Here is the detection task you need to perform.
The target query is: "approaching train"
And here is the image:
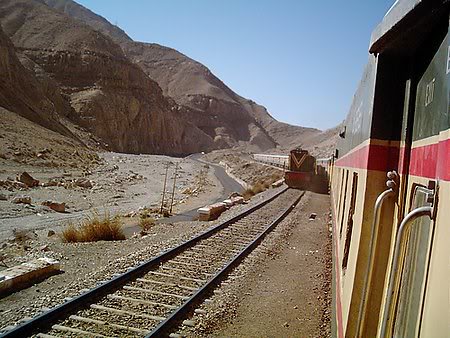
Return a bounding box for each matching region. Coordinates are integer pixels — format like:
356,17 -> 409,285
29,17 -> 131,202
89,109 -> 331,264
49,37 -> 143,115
284,149 -> 317,189
331,1 -> 449,337
254,149 -> 329,190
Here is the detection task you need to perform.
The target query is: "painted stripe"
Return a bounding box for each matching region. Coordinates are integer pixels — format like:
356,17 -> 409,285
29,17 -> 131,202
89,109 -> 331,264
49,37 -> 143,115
335,132 -> 450,181
331,191 -> 345,338
335,143 -> 399,171
409,138 -> 450,181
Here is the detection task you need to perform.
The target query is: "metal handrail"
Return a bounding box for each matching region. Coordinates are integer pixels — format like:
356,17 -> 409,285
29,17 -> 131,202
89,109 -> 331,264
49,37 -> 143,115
379,206 -> 433,338
355,187 -> 395,337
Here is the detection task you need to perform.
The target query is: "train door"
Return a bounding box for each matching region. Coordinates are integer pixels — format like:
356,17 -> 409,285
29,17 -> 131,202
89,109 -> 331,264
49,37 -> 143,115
381,23 -> 449,338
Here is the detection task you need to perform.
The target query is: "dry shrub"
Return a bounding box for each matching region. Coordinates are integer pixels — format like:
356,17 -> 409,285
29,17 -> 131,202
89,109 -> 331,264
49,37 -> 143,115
242,188 -> 255,200
12,228 -> 31,242
252,181 -> 265,194
139,217 -> 155,232
242,172 -> 284,200
61,213 -> 125,243
61,224 -> 79,243
161,209 -> 170,217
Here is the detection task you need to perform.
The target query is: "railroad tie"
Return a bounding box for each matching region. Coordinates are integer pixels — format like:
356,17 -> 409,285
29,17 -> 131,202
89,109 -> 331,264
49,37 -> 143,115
90,304 -> 166,321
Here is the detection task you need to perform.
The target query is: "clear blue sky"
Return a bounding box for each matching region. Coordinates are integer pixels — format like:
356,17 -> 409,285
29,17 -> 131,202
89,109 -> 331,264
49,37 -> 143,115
77,0 -> 394,130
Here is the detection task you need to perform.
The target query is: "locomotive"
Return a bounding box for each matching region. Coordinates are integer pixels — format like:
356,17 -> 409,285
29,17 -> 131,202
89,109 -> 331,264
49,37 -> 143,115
331,1 -> 450,337
254,149 -> 329,191
284,148 -> 316,189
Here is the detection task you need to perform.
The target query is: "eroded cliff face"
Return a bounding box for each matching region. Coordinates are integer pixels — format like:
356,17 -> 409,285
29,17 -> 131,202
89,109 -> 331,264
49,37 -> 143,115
41,0 -> 280,151
0,25 -> 75,139
123,41 -> 278,151
0,0 -> 213,155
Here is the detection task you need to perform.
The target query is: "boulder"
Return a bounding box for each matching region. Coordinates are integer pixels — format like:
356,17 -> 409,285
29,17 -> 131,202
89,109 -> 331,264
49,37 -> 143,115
47,230 -> 56,237
0,193 -> 7,201
11,196 -> 31,204
231,196 -> 245,204
75,178 -> 93,189
42,180 -> 58,187
18,172 -> 39,187
42,200 -> 66,213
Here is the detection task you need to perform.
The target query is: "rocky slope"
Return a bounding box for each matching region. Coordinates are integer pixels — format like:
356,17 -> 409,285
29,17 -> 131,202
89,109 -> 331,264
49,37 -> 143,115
0,0 -> 213,156
43,0 -> 334,153
0,24 -> 75,139
0,0 -> 338,157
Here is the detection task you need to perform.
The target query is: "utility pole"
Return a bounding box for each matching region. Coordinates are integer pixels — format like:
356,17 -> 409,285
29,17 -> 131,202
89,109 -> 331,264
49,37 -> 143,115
160,163 -> 170,213
169,162 -> 179,214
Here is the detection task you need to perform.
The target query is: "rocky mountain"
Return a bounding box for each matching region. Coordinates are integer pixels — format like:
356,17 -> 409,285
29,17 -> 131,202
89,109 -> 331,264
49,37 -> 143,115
0,0 -> 213,156
42,0 -> 333,153
0,0 -> 337,157
0,24 -> 74,139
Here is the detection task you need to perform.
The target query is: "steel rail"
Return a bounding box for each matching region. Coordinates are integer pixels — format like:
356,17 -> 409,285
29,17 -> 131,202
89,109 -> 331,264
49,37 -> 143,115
147,190 -> 305,337
1,187 -> 290,338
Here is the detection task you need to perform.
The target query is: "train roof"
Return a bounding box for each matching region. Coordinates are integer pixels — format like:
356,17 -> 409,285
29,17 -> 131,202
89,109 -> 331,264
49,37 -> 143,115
370,0 -> 448,54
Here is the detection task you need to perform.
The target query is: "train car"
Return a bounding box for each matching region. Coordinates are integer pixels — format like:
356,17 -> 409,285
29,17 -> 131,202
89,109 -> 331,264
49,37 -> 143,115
316,156 -> 334,180
253,153 -> 289,169
330,1 -> 449,337
284,148 -> 316,189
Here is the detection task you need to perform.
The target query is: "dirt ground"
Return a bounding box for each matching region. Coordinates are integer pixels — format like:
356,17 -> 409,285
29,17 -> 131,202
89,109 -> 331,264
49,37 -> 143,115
203,149 -> 284,187
213,192 -> 332,337
0,147 -> 332,336
175,191 -> 332,338
0,152 -> 222,241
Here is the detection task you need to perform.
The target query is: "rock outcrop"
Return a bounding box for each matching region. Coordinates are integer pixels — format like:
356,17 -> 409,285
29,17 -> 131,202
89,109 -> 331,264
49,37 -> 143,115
0,0 -> 338,156
0,24 -> 74,138
44,0 -> 338,153
0,0 -> 213,155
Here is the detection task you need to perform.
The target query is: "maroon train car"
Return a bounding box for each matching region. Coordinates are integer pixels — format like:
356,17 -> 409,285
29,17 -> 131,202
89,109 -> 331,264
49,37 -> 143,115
284,149 -> 316,189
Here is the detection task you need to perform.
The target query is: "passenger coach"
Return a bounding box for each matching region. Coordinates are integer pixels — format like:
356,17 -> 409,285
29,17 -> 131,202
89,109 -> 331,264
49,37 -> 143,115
331,1 -> 450,337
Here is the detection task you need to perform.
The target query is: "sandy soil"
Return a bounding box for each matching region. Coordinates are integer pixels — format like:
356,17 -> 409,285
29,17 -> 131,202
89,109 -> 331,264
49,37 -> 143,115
202,149 -> 284,187
0,147 -> 331,337
0,152 -> 222,241
212,192 -> 332,337
177,191 -> 332,338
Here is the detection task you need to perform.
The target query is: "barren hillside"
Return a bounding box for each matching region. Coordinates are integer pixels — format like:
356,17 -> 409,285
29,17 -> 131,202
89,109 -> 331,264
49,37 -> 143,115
44,0 -> 337,154
0,24 -> 75,139
0,0 -> 213,156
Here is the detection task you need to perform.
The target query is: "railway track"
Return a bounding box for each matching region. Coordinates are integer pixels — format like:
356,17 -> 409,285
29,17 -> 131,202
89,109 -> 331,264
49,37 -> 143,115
1,187 -> 304,338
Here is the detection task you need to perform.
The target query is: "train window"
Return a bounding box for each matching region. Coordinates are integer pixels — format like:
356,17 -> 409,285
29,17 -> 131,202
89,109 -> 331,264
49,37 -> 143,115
342,172 -> 358,272
339,170 -> 350,238
393,184 -> 436,337
336,169 -> 344,216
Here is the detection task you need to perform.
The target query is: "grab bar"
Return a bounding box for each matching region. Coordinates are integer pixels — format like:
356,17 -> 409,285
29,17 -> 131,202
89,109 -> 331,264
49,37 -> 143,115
355,171 -> 397,337
379,205 -> 433,337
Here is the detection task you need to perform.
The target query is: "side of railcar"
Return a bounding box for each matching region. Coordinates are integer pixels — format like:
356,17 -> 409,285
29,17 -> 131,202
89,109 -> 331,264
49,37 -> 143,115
253,154 -> 289,169
331,1 -> 450,337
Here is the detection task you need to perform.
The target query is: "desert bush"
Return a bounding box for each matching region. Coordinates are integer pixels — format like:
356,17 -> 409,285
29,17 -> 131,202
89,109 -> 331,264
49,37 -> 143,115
61,213 -> 125,243
242,188 -> 255,200
242,173 -> 283,200
139,217 -> 155,232
12,228 -> 31,242
61,223 -> 79,243
251,181 -> 265,194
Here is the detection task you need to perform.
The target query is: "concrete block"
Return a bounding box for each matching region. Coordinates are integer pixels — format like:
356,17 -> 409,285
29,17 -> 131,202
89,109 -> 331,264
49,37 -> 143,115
197,202 -> 227,221
271,178 -> 284,188
231,196 -> 245,204
0,257 -> 60,297
223,199 -> 234,207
